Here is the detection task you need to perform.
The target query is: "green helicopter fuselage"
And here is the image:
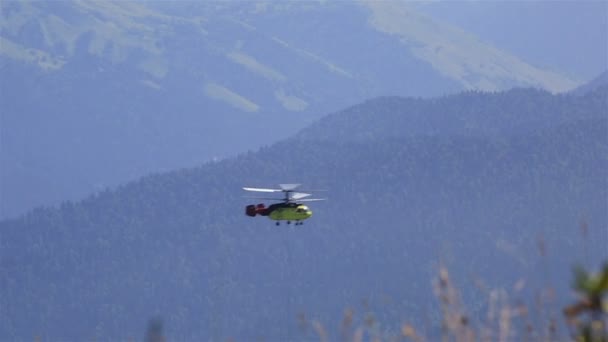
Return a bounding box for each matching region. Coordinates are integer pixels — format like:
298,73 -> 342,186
246,202 -> 313,222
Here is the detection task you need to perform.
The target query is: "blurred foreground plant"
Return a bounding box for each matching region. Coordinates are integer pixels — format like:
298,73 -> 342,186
305,261 -> 607,342
564,263 -> 608,342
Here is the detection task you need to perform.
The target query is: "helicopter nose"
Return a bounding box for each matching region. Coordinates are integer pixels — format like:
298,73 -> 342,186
306,210 -> 313,217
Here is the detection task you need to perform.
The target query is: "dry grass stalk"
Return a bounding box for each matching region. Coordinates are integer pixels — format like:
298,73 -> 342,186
433,265 -> 476,342
312,320 -> 329,342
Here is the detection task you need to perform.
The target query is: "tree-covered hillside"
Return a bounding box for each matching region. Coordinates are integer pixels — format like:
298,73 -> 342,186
296,87 -> 607,142
0,88 -> 606,340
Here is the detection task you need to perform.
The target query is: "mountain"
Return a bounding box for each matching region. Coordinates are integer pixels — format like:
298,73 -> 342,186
0,0 -> 583,219
570,70 -> 608,96
295,87 -> 606,142
1,87 -> 606,341
410,1 -> 608,82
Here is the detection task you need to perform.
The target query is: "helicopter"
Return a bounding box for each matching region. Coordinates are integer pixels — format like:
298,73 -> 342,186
243,184 -> 325,226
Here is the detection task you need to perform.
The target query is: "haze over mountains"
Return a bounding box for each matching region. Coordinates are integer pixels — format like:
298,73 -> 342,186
1,85 -> 606,340
1,2 -> 607,339
2,1 -> 604,218
410,0 -> 608,82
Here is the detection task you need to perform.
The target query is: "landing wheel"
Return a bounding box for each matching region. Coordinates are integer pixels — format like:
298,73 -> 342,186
276,222 -> 280,226
287,221 -> 291,225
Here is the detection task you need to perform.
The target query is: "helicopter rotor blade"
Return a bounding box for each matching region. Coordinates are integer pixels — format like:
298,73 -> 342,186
243,187 -> 283,193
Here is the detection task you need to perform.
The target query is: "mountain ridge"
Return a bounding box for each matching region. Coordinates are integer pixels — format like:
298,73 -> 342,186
1,1 -> 580,92
295,86 -> 608,143
571,71 -> 608,96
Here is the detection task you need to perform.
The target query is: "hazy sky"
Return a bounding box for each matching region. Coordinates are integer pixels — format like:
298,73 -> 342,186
412,0 -> 608,81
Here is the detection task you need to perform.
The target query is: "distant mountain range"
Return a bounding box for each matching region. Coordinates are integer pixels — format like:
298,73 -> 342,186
1,86 -> 605,341
409,0 -> 608,82
0,0 -> 592,219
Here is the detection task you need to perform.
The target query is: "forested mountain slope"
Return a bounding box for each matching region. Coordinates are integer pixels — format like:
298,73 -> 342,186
0,88 -> 606,340
296,86 -> 608,142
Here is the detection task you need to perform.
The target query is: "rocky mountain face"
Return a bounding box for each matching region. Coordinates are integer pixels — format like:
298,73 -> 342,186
0,87 -> 605,341
0,1 -> 583,218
